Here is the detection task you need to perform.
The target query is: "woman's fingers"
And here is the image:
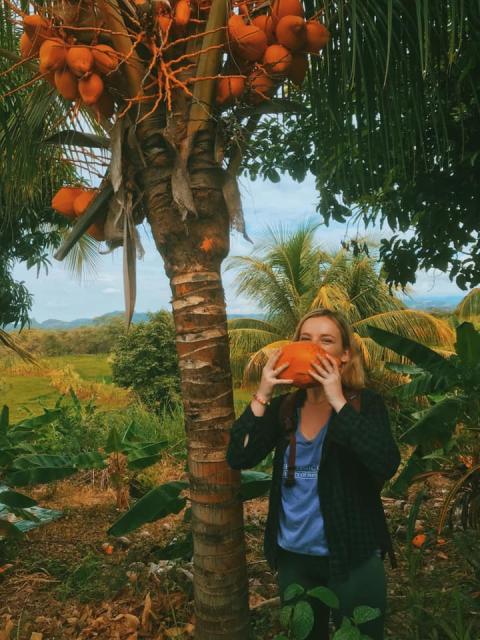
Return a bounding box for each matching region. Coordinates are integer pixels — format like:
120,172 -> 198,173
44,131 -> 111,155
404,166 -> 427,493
324,353 -> 339,370
273,362 -> 290,375
312,360 -> 329,376
316,354 -> 334,372
268,348 -> 283,367
275,378 -> 294,385
308,368 -> 325,382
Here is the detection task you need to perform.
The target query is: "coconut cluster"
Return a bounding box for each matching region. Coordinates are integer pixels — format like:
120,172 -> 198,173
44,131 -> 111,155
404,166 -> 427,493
52,187 -> 105,241
216,0 -> 330,106
20,14 -> 118,119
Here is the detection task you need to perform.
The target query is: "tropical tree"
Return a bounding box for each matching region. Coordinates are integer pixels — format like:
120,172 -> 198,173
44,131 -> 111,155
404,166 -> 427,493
0,1 -> 474,637
0,12 -> 101,329
243,2 -> 480,290
227,222 -> 455,385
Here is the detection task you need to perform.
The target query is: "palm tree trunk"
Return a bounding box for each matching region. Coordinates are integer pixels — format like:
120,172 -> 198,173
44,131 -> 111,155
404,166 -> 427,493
137,122 -> 250,639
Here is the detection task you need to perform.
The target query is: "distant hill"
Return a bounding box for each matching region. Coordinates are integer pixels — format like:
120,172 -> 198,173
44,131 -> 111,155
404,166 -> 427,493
4,295 -> 463,331
398,294 -> 463,311
5,311 -> 265,331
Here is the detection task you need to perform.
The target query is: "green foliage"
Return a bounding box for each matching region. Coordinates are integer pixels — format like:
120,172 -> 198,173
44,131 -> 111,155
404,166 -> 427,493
368,322 -> 480,496
7,319 -> 127,357
109,469 -> 271,538
104,420 -> 168,471
0,392 -> 173,537
108,480 -> 188,536
0,6 -> 81,328
244,2 -> 480,290
111,311 -> 181,413
275,582 -> 379,639
226,223 -> 454,386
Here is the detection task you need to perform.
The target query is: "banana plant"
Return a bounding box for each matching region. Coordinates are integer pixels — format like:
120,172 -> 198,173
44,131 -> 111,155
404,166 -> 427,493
0,406 -> 63,538
367,322 -> 480,533
108,469 -> 271,539
0,397 -> 170,536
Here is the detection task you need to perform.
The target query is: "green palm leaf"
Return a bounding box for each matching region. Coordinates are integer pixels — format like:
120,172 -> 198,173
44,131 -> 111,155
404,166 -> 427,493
455,289 -> 480,323
227,224 -> 455,386
354,310 -> 455,347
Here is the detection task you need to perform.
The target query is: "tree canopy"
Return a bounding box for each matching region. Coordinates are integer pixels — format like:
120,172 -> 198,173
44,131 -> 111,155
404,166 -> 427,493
226,221 -> 455,385
244,1 -> 480,290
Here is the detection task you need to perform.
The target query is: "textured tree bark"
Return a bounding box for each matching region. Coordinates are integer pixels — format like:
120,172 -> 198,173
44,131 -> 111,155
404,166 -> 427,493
137,120 -> 250,639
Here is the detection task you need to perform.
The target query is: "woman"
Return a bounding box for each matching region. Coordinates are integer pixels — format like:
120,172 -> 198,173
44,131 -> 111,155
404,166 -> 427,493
226,308 -> 401,640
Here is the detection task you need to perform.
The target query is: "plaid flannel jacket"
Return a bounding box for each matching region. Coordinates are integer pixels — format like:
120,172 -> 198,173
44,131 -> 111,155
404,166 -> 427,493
226,388 -> 401,581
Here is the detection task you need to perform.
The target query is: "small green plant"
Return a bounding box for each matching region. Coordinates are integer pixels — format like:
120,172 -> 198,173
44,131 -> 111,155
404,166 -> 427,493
57,552 -> 128,603
274,582 -> 380,640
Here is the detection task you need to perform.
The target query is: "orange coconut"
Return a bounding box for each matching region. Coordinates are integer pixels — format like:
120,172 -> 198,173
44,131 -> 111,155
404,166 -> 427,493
252,14 -> 276,45
286,52 -> 308,85
66,46 -> 94,77
271,0 -> 304,20
39,38 -> 67,73
54,69 -> 79,100
174,0 -> 191,26
276,342 -> 340,388
73,190 -> 98,216
249,69 -> 275,103
23,15 -> 51,43
305,20 -> 330,53
52,187 -> 85,219
92,44 -> 118,74
216,75 -> 246,105
78,73 -> 104,105
263,44 -> 292,74
228,15 -> 267,62
19,32 -> 38,59
275,15 -> 306,51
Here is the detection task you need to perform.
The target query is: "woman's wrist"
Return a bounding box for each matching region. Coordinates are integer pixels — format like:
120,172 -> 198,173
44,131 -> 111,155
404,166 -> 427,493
253,390 -> 272,406
331,396 -> 348,413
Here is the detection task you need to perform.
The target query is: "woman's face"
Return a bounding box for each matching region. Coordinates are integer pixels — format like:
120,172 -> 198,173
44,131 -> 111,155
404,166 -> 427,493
298,316 -> 351,366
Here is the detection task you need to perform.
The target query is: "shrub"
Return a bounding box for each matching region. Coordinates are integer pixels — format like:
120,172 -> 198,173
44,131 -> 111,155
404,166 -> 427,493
111,311 -> 181,413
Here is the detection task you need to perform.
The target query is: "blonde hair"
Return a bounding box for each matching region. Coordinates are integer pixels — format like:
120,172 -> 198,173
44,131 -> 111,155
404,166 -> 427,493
292,308 -> 365,390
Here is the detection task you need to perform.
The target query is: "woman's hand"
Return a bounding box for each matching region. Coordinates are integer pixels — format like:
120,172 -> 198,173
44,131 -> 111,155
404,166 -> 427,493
309,353 -> 347,413
257,348 -> 294,401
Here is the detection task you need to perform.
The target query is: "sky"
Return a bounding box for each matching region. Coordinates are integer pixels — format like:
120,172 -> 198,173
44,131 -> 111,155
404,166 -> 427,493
13,173 -> 466,322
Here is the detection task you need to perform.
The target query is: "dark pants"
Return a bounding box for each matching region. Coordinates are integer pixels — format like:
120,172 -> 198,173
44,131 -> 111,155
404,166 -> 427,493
277,546 -> 387,640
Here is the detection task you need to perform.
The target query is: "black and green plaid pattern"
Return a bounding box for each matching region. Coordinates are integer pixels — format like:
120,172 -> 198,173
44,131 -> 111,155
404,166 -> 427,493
226,388 -> 401,581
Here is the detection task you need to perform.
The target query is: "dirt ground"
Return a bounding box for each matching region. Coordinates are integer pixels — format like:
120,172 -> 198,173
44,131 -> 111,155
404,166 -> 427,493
0,467 -> 479,640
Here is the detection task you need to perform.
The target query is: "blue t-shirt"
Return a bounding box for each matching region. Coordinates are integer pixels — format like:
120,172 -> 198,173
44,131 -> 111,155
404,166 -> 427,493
277,410 -> 331,555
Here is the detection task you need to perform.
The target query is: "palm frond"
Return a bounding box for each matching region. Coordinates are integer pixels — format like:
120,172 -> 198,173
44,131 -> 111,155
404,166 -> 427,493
242,339 -> 291,386
228,326 -> 284,359
62,232 -> 101,281
310,283 -> 358,320
0,329 -> 38,365
227,318 -> 278,333
226,255 -> 300,330
354,310 -> 455,348
455,289 -> 480,323
228,321 -> 284,385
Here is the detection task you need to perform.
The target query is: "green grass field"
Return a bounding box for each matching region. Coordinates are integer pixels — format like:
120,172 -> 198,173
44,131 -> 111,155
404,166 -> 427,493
44,354 -> 112,382
1,354 -> 254,423
0,354 -> 112,422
